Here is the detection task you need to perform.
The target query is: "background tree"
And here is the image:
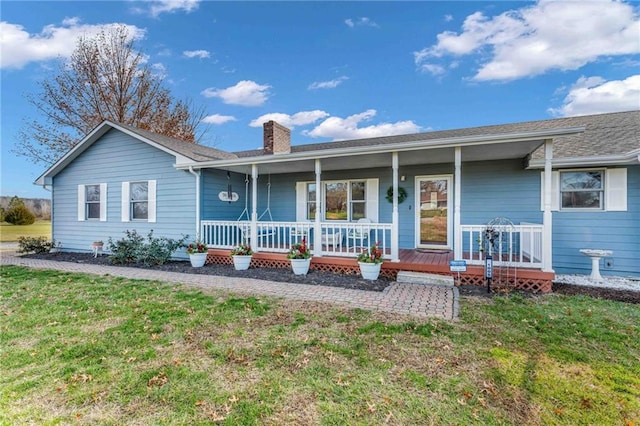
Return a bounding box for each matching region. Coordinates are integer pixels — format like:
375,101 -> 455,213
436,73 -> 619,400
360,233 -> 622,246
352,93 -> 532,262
5,196 -> 36,226
16,25 -> 206,165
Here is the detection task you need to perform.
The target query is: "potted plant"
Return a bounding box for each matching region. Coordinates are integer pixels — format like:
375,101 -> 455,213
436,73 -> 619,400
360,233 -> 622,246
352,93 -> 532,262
357,242 -> 384,280
230,243 -> 253,270
287,238 -> 312,275
186,240 -> 208,267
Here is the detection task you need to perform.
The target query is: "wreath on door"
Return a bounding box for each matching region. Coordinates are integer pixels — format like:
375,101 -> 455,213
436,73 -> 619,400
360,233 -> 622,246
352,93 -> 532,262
385,186 -> 408,204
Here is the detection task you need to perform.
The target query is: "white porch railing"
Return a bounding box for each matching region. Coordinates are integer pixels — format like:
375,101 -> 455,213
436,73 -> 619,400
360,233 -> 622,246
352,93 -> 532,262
200,220 -> 392,259
461,223 -> 543,268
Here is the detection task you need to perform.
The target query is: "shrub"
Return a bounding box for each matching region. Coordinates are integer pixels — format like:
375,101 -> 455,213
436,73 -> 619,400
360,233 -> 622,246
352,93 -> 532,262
17,236 -> 55,254
5,204 -> 36,225
107,230 -> 187,266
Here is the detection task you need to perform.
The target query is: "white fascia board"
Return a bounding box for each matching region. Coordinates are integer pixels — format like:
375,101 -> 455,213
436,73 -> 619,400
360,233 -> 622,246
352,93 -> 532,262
527,150 -> 640,169
34,121 -> 113,186
177,126 -> 585,170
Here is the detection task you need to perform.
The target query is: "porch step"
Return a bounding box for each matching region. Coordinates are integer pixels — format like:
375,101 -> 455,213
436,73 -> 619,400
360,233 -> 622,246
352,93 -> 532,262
397,271 -> 454,287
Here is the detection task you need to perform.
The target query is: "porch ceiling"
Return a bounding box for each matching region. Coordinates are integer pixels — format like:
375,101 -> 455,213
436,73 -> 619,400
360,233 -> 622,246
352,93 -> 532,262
211,138 -> 546,175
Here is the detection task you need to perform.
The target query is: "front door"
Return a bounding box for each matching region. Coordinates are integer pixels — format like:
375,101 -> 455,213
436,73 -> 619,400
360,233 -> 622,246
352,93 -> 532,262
415,175 -> 452,249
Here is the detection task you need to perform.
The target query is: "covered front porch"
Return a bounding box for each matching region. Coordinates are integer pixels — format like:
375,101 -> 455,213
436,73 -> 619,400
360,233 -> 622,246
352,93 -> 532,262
178,122 -> 583,292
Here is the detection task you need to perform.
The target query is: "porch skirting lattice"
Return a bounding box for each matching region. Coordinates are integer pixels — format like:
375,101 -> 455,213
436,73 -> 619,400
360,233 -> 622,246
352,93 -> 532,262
207,249 -> 553,293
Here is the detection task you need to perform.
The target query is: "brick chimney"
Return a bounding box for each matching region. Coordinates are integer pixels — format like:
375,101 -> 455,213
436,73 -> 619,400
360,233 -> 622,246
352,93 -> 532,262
263,121 -> 291,154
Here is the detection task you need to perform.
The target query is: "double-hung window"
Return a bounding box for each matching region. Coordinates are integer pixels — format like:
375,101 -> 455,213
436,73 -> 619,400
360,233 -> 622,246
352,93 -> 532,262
122,180 -> 156,222
296,179 -> 378,222
541,168 -> 627,212
560,170 -> 603,209
78,183 -> 107,221
85,185 -> 101,219
130,182 -> 149,220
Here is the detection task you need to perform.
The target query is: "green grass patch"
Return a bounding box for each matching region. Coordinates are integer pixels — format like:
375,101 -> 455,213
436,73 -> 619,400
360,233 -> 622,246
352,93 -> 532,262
1,265 -> 639,425
0,220 -> 51,242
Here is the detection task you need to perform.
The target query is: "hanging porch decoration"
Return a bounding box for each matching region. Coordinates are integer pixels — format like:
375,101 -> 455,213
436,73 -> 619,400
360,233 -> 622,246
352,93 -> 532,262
219,171 -> 239,202
385,185 -> 408,204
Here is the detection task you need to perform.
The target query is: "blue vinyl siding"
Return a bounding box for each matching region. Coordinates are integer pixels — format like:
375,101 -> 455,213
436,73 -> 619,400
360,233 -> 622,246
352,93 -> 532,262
52,128 -> 196,257
552,165 -> 639,277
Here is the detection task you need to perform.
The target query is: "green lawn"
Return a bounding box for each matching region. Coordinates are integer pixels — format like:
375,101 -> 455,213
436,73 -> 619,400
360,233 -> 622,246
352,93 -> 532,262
0,221 -> 51,242
1,266 -> 638,425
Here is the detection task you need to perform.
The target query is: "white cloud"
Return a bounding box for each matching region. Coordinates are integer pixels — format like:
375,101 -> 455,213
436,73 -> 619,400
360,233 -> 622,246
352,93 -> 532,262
414,0 -> 640,81
549,75 -> 640,117
183,49 -> 210,59
148,0 -> 200,17
249,110 -> 329,128
150,63 -> 167,78
308,76 -> 349,90
444,14 -> 454,22
0,20 -> 144,69
345,17 -> 379,28
201,114 -> 237,125
305,110 -> 421,140
201,80 -> 271,106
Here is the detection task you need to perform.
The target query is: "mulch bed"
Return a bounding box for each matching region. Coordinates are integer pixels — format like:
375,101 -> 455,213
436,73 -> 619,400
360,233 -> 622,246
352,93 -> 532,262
23,252 -> 391,292
21,252 -> 640,304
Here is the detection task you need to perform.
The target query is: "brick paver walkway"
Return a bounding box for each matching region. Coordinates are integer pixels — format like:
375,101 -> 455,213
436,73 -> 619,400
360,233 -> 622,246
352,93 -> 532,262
1,253 -> 458,320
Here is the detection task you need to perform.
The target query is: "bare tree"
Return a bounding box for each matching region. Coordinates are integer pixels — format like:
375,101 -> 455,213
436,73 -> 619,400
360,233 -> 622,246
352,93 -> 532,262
15,25 -> 206,165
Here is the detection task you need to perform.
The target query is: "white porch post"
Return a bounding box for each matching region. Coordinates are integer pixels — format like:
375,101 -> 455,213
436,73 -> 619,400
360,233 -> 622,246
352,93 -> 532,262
188,167 -> 201,241
454,147 -> 462,260
542,139 -> 554,272
251,163 -> 258,251
314,159 -> 323,257
391,152 -> 399,262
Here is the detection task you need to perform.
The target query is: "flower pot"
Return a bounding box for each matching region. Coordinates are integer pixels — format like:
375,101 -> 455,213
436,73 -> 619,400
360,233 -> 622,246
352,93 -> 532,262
232,255 -> 252,271
358,262 -> 382,280
189,252 -> 207,268
290,258 -> 311,275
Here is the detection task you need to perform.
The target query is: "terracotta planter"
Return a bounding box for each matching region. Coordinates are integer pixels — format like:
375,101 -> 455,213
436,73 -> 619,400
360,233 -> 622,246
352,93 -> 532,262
189,252 -> 207,268
358,262 -> 382,280
232,255 -> 252,270
290,258 -> 311,275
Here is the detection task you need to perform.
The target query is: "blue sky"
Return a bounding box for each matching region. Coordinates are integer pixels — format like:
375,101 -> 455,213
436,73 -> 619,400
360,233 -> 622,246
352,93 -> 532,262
2,0 -> 639,198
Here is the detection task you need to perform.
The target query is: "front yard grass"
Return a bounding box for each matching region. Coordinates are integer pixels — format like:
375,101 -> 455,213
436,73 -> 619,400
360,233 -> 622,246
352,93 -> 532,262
1,266 -> 638,425
0,220 -> 51,242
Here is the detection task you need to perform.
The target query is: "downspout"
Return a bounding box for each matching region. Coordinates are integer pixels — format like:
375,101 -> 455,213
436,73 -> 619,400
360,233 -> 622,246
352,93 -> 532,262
188,167 -> 201,241
43,184 -> 54,247
542,140 -> 554,273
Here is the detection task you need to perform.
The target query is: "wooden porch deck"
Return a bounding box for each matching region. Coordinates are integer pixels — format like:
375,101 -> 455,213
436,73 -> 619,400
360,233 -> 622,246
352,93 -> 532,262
207,247 -> 553,293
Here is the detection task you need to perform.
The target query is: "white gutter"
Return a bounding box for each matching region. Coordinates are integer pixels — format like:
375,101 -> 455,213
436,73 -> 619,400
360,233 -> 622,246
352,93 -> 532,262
527,149 -> 640,169
176,127 -> 586,170
188,167 -> 201,241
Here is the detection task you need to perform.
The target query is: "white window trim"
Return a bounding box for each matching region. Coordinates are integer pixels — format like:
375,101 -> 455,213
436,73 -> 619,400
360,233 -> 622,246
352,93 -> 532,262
541,167 -> 627,212
295,178 -> 379,222
78,183 -> 107,221
121,180 -> 156,223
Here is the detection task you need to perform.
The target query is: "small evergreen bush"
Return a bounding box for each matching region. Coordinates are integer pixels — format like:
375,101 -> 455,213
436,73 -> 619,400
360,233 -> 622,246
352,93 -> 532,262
107,230 -> 187,266
17,236 -> 55,254
5,204 -> 36,225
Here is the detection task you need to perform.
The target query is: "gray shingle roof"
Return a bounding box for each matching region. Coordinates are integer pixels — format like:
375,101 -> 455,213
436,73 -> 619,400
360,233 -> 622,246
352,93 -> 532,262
232,110 -> 639,160
115,122 -> 238,161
